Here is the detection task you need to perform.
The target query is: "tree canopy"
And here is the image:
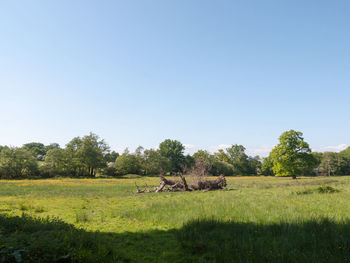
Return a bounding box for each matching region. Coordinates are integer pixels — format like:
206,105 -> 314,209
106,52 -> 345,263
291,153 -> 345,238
0,147 -> 38,178
158,139 -> 185,174
270,130 -> 317,178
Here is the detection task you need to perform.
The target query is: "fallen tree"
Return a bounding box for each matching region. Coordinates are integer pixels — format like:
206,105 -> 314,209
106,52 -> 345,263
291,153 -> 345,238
135,174 -> 227,193
135,160 -> 227,193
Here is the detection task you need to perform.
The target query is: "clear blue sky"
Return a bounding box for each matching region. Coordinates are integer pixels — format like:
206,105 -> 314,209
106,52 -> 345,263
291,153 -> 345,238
1,0 -> 349,156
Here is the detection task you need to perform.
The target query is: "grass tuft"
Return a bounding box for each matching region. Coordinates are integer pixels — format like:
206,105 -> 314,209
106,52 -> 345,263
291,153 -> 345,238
294,188 -> 314,195
19,203 -> 31,211
34,206 -> 45,213
317,185 -> 340,194
75,210 -> 92,223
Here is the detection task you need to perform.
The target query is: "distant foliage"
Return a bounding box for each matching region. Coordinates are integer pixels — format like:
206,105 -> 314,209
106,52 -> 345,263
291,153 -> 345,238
211,160 -> 235,176
159,139 -> 185,174
142,149 -> 164,175
316,151 -> 350,176
261,156 -> 274,176
40,148 -> 68,177
66,133 -> 109,177
1,130 -> 350,178
213,145 -> 260,176
115,150 -> 142,175
0,147 -> 38,179
104,150 -> 119,163
22,142 -> 60,161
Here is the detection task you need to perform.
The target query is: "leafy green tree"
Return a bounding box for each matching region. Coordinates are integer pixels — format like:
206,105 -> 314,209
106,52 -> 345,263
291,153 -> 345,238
339,147 -> 350,175
44,143 -> 60,152
211,160 -> 235,176
193,150 -> 214,167
318,152 -> 347,176
194,148 -> 259,176
311,152 -> 323,164
215,145 -> 253,175
65,133 -> 109,177
158,139 -> 185,174
40,148 -> 67,177
22,142 -> 60,161
115,149 -> 142,175
247,156 -> 262,175
79,133 -> 109,176
0,147 -> 38,178
215,149 -> 230,163
141,149 -> 165,175
22,142 -> 46,161
311,152 -> 323,175
65,137 -> 86,176
193,150 -> 231,176
100,162 -> 117,176
135,146 -> 144,157
104,151 -> 119,163
184,154 -> 195,170
261,156 -> 274,176
340,147 -> 350,159
270,130 -> 317,178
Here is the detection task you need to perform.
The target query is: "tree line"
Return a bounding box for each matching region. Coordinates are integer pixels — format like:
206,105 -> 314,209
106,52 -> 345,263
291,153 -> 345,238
0,130 -> 349,179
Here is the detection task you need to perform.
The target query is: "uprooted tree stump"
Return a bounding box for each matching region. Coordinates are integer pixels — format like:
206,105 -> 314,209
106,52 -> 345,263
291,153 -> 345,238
135,174 -> 227,193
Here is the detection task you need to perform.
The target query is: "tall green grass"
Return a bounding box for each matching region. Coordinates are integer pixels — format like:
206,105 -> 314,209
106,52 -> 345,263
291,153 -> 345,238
0,176 -> 349,262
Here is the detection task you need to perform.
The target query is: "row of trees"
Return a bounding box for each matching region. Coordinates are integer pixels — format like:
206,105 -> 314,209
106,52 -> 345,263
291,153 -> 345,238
0,131 -> 349,179
114,142 -> 261,177
0,134 -> 116,179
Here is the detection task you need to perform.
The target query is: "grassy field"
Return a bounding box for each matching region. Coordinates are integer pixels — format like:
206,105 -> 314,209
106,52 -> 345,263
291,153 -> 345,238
1,175 -> 350,262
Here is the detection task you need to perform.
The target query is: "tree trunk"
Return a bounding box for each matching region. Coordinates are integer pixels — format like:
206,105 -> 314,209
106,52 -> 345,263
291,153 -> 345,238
136,175 -> 227,193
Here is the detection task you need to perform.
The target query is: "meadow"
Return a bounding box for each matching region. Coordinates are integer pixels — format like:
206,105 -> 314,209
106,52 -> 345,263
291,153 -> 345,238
1,175 -> 350,262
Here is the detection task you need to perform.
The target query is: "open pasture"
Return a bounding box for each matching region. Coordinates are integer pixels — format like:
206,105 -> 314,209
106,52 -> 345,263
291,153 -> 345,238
1,176 -> 350,262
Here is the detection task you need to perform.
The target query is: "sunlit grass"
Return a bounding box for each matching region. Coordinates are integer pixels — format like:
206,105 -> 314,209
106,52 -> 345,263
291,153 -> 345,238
1,176 -> 350,229
1,175 -> 350,262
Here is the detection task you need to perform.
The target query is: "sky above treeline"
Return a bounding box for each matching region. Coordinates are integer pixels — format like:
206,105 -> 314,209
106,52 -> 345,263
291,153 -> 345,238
0,0 -> 349,157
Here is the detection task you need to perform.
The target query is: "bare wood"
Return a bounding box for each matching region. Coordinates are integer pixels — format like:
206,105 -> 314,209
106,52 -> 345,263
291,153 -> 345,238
135,174 -> 227,194
155,182 -> 166,193
179,174 -> 190,191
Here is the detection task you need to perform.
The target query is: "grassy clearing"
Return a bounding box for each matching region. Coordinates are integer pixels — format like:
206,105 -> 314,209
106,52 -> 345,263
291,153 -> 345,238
0,176 -> 350,262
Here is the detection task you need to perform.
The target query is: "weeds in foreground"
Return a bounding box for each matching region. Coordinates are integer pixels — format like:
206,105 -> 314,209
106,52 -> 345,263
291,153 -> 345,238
293,185 -> 340,195
19,203 -> 31,211
294,189 -> 314,195
317,185 -> 340,193
34,206 -> 45,213
75,210 -> 92,223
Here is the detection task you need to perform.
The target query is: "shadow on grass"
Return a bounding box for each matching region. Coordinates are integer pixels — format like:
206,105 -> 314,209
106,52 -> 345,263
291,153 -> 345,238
1,214 -> 350,263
